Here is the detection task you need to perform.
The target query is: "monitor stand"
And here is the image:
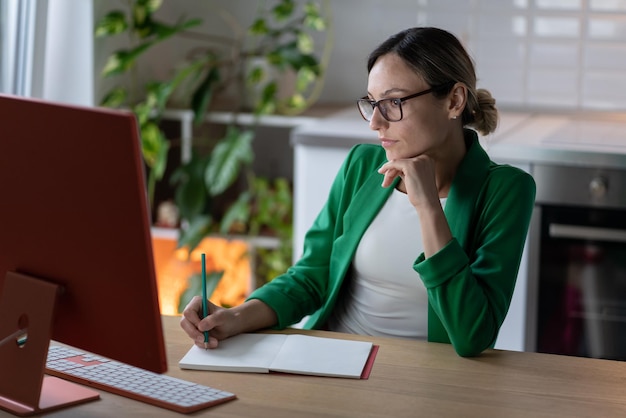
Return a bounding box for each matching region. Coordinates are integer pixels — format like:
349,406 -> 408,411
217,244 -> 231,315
0,271 -> 100,416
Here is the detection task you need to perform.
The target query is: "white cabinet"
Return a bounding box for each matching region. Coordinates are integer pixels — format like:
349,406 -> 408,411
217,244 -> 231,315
292,145 -> 348,260
291,108 -> 375,260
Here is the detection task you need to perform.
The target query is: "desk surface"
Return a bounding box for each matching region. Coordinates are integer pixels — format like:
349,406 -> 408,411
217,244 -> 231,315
7,315 -> 626,418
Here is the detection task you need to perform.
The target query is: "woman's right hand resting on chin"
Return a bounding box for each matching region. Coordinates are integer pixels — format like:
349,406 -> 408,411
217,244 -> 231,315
180,297 -> 278,349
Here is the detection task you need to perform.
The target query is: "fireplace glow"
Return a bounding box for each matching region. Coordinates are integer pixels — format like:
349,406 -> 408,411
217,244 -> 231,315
152,231 -> 252,316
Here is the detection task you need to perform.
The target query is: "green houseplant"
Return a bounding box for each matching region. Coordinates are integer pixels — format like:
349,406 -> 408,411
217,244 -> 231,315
96,0 -> 330,207
95,0 -> 331,304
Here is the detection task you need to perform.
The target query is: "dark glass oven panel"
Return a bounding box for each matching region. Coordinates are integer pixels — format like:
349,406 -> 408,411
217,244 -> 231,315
537,205 -> 626,360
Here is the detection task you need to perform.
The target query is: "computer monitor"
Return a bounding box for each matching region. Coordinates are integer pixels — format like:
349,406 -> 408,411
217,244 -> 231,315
0,94 -> 167,414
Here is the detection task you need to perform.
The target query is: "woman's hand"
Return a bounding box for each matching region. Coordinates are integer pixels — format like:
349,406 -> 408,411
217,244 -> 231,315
378,154 -> 440,208
180,296 -> 241,349
179,297 -> 278,349
378,154 -> 453,257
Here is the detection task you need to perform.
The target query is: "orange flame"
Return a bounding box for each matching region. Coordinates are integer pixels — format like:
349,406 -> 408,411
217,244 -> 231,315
152,234 -> 251,316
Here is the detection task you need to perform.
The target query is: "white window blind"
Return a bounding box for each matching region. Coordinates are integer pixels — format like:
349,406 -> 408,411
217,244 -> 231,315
0,0 -> 36,96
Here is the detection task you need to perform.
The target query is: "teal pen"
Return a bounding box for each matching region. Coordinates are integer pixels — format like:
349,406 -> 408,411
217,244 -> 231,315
201,253 -> 209,350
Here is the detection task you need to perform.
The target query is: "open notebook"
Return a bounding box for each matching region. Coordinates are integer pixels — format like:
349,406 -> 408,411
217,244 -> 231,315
179,333 -> 378,379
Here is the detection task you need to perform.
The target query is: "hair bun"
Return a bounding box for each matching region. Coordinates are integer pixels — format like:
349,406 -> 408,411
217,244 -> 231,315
471,88 -> 498,135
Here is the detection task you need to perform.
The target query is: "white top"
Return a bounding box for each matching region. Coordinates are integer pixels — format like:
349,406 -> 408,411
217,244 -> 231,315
328,188 -> 447,339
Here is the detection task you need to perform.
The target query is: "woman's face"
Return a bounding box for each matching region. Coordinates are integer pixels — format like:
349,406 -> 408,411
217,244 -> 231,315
366,53 -> 454,162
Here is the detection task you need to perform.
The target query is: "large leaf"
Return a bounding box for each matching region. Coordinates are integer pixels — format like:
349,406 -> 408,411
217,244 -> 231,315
273,177 -> 293,215
139,120 -> 169,205
151,134 -> 170,181
171,156 -> 211,221
133,0 -> 164,32
247,64 -> 265,84
249,18 -> 269,36
191,66 -> 221,125
295,66 -> 316,92
101,43 -> 152,77
296,31 -> 314,54
102,18 -> 201,77
304,2 -> 326,31
99,87 -> 127,108
140,121 -> 165,167
170,56 -> 212,92
252,178 -> 272,224
247,176 -> 293,237
285,93 -> 306,111
94,11 -> 128,37
149,19 -> 203,40
138,0 -> 163,14
145,81 -> 174,113
133,101 -> 153,126
177,215 -> 213,252
273,42 -> 320,72
178,270 -> 224,313
255,82 -> 278,115
219,191 -> 252,235
205,127 -> 254,196
272,0 -> 295,21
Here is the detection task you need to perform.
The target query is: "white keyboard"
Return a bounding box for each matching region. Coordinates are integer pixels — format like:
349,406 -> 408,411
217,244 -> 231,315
46,344 -> 237,414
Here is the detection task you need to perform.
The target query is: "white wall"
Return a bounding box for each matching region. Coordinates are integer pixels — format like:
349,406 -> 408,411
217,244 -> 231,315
0,0 -> 93,105
38,0 -> 94,106
18,1 -> 626,110
93,0 -> 626,112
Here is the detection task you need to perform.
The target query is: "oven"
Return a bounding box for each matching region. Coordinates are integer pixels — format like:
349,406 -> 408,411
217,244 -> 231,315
526,164 -> 626,360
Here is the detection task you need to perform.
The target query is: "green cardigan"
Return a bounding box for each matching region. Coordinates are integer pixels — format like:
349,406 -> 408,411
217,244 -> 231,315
248,129 -> 536,356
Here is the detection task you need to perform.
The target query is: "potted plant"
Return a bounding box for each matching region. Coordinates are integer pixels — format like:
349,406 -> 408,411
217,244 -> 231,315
95,0 -> 331,308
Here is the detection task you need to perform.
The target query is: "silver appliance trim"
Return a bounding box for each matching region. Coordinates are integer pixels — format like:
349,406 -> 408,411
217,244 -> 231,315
534,164 -> 626,209
549,223 -> 626,243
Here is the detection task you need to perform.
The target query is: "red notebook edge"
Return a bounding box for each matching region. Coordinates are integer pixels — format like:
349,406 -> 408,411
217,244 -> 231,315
360,344 -> 379,380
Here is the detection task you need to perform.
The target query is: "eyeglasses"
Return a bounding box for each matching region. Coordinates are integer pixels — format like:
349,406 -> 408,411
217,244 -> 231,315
356,85 -> 444,122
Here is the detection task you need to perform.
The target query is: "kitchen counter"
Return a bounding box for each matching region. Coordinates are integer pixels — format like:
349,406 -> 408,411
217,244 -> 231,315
484,111 -> 626,169
292,107 -> 626,169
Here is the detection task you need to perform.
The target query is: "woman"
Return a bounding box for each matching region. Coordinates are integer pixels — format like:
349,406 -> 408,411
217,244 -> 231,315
180,27 -> 536,357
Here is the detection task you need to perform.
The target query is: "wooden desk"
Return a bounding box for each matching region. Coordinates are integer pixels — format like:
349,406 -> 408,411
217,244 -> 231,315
5,315 -> 626,417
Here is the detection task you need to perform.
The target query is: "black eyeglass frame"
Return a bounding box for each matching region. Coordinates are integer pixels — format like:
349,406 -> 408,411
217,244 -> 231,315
356,83 -> 453,122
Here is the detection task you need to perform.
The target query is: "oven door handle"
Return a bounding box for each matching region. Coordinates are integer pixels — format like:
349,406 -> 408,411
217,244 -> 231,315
549,223 -> 626,243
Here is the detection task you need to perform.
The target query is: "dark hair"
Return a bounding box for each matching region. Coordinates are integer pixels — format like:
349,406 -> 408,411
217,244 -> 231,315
367,27 -> 498,135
